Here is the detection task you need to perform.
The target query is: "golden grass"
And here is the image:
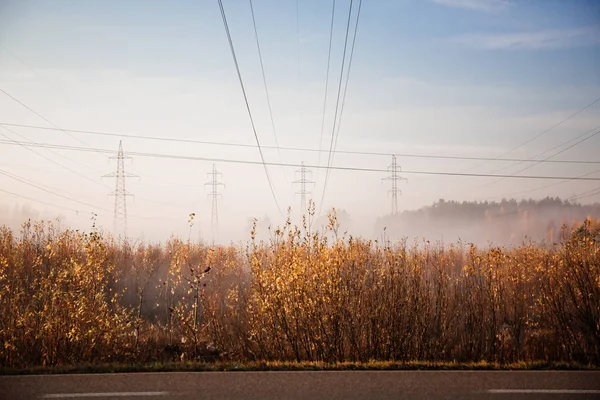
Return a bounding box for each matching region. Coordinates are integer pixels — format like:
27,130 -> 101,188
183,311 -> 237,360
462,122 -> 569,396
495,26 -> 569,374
1,211 -> 599,369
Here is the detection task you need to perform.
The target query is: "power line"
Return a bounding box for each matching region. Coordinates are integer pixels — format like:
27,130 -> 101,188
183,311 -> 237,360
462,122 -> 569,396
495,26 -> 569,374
217,0 -> 283,217
0,125 -> 109,188
330,0 -> 363,168
569,187 -> 600,202
476,126 -> 600,190
0,187 -> 83,214
0,124 -> 176,212
317,0 -> 337,174
492,166 -> 600,200
462,95 -> 600,173
0,86 -> 94,149
295,0 -> 302,133
331,0 -> 360,193
248,0 -> 284,170
0,168 -> 110,212
3,139 -> 600,181
320,0 -> 355,212
2,122 -> 599,165
492,125 -> 600,174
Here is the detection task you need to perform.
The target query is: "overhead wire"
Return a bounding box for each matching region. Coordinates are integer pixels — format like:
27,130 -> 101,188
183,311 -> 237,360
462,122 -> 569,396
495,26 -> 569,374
217,0 -> 284,217
3,121 -> 598,165
329,0 -> 363,170
461,95 -> 600,173
475,126 -> 600,191
0,124 -> 180,211
0,125 -> 110,189
569,186 -> 600,202
317,0 -> 337,177
0,168 -> 111,212
2,139 -> 600,181
0,49 -> 179,210
0,187 -> 83,214
490,166 -> 600,200
320,0 -> 355,213
248,0 -> 287,181
0,166 -> 177,221
0,86 -> 95,150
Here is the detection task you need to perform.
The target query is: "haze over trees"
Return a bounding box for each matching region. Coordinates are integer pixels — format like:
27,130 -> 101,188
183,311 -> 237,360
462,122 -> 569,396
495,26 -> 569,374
376,197 -> 600,246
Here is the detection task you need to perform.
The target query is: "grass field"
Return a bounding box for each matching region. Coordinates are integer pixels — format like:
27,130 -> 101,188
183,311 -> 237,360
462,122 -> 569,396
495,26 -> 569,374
1,212 -> 599,370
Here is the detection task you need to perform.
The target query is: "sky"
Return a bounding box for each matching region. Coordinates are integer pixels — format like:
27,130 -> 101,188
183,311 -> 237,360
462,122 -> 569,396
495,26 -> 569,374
0,0 -> 599,242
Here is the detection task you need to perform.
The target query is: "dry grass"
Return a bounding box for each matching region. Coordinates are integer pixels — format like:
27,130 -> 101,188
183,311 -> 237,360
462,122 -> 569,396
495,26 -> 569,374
1,209 -> 599,369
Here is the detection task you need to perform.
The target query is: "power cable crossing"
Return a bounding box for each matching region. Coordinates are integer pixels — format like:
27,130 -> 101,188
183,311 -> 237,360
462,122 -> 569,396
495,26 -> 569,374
248,0 -> 286,180
329,0 -> 363,169
475,126 -> 600,191
217,0 -> 284,217
3,138 -> 600,181
317,0 -> 337,175
461,96 -> 600,174
3,122 -> 599,165
320,0 -> 355,213
0,125 -> 109,188
0,86 -> 94,149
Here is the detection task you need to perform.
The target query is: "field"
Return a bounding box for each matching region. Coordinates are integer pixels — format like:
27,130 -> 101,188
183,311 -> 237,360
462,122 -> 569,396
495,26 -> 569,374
1,211 -> 599,370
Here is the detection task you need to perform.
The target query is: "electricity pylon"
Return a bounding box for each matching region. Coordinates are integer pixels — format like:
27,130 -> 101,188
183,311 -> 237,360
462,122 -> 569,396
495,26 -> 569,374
205,164 -> 225,231
103,141 -> 138,238
382,155 -> 407,215
293,161 -> 314,214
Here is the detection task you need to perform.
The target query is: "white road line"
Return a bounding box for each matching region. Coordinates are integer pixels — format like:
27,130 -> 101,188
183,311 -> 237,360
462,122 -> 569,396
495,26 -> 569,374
488,389 -> 600,394
42,392 -> 169,398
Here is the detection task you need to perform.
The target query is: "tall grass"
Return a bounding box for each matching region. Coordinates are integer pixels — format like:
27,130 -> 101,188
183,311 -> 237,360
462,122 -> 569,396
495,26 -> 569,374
1,212 -> 598,368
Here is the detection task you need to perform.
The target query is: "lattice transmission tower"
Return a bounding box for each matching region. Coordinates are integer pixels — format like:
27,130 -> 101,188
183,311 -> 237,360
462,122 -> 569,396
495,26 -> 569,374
293,161 -> 314,214
382,155 -> 407,215
205,164 -> 225,231
103,141 -> 137,238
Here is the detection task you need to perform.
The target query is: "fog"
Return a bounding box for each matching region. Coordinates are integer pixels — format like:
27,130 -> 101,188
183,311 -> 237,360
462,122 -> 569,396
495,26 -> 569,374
1,0 -> 599,244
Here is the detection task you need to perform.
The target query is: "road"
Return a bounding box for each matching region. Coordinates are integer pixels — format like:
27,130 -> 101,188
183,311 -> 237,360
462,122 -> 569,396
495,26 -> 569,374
1,371 -> 599,399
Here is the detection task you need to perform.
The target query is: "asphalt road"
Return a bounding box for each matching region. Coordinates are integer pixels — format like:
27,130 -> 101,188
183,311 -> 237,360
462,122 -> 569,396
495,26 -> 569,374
1,371 -> 600,400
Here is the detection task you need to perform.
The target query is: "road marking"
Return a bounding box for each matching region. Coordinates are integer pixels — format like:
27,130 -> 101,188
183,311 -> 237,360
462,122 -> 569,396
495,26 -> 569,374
489,389 -> 600,394
42,392 -> 169,398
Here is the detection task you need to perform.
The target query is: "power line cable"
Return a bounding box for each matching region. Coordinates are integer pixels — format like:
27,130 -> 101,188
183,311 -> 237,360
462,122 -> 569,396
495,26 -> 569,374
0,86 -> 95,149
0,166 -> 176,221
329,0 -> 363,171
0,125 -> 178,211
217,0 -> 284,216
320,0 -> 355,212
476,126 -> 600,190
0,187 -> 83,214
3,139 -> 600,181
0,168 -> 111,212
317,0 -> 337,176
3,121 -> 598,165
569,187 -> 600,202
0,125 -> 109,188
492,125 -> 600,174
248,0 -> 286,178
462,95 -> 600,173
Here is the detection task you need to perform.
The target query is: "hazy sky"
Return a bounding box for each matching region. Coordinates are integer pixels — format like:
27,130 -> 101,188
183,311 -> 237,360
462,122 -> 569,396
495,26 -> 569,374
0,0 -> 599,242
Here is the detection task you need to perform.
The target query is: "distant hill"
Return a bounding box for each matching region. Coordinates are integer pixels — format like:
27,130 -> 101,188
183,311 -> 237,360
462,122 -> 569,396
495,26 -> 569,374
375,197 -> 600,246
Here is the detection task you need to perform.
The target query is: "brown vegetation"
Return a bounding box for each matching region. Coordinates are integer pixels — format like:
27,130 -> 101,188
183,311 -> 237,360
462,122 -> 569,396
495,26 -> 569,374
1,209 -> 599,368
